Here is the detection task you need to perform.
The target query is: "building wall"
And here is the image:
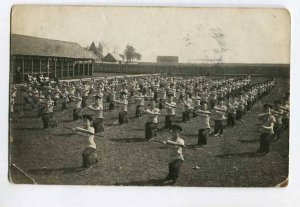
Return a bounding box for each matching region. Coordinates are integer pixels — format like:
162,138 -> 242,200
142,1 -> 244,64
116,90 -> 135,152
157,56 -> 179,64
10,55 -> 94,83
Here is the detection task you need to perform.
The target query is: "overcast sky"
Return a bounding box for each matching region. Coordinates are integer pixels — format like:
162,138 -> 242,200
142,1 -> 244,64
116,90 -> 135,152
11,6 -> 290,63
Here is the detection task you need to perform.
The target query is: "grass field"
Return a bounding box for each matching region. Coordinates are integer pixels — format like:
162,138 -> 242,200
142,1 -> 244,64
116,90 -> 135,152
9,77 -> 289,187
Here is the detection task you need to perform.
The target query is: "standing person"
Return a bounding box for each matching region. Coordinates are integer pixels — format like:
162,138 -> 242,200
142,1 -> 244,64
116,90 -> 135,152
70,91 -> 82,121
15,67 -> 22,84
87,95 -> 104,134
108,86 -> 116,110
60,87 -> 70,110
163,94 -> 177,130
227,97 -> 237,128
281,98 -> 290,131
158,85 -> 167,110
71,114 -> 98,168
194,100 -> 211,146
115,92 -> 129,125
236,92 -> 246,122
257,104 -> 276,155
212,99 -> 227,137
272,100 -> 283,141
41,93 -> 55,139
209,88 -> 217,109
81,83 -> 90,108
134,90 -> 145,118
162,125 -> 185,185
144,100 -> 160,140
182,93 -> 193,123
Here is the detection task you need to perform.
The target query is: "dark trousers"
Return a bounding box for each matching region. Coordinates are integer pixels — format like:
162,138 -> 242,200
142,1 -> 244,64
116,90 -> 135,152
198,128 -> 210,145
274,123 -> 283,140
135,105 -> 143,117
247,101 -> 252,111
42,112 -> 53,129
236,110 -> 243,121
259,133 -> 273,154
93,118 -> 104,134
217,97 -> 223,105
182,111 -> 190,122
165,115 -> 174,130
109,101 -> 115,110
61,101 -> 69,110
159,100 -> 164,110
82,96 -> 88,108
118,111 -> 128,125
145,122 -> 157,140
227,113 -> 236,127
165,159 -> 183,181
282,118 -> 289,131
73,108 -> 82,120
214,120 -> 224,135
82,147 -> 98,168
210,100 -> 216,109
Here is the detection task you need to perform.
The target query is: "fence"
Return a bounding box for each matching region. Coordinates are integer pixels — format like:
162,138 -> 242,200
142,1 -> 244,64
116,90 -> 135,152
94,62 -> 290,77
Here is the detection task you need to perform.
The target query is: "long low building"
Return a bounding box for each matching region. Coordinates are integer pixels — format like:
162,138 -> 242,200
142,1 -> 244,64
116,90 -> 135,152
10,34 -> 98,83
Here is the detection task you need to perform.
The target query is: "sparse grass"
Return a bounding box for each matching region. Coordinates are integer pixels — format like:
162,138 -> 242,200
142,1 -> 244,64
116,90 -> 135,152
9,77 -> 289,187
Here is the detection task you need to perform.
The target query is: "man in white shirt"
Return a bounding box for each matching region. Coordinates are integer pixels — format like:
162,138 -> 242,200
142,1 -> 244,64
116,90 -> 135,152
194,100 -> 211,146
70,91 -> 82,121
227,96 -> 238,127
144,100 -> 160,140
41,93 -> 56,138
87,95 -> 104,134
182,93 -> 193,123
257,104 -> 276,155
164,94 -> 177,130
135,90 -> 145,118
115,92 -> 129,125
211,99 -> 227,137
162,125 -> 185,185
72,114 -> 98,168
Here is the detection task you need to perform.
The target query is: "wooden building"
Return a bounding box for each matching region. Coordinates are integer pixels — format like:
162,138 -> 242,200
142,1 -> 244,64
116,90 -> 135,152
103,53 -> 124,64
10,34 -> 98,83
157,56 -> 179,64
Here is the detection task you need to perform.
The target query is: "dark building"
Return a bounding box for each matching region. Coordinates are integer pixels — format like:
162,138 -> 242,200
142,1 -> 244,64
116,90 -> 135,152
10,34 -> 98,83
157,56 -> 179,64
103,53 -> 124,64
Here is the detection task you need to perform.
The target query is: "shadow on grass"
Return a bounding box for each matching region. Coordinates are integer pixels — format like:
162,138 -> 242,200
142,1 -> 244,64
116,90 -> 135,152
53,133 -> 75,137
18,115 -> 38,118
27,166 -> 86,175
182,133 -> 197,137
13,127 -> 43,131
216,151 -> 262,159
110,138 -> 147,143
60,119 -> 75,123
237,139 -> 260,143
114,178 -> 166,186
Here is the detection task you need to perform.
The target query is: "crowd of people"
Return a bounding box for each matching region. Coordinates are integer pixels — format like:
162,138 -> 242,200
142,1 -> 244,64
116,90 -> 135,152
9,73 -> 290,185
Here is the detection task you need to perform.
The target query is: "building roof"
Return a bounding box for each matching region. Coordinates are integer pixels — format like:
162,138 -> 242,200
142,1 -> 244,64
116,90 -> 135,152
103,53 -> 124,62
11,34 -> 98,60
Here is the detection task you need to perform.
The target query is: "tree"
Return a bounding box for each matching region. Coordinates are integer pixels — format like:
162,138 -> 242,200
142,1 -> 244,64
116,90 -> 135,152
97,42 -> 103,54
123,45 -> 142,62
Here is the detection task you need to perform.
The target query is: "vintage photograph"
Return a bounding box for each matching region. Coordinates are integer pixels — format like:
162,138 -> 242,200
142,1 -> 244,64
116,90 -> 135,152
9,6 -> 290,187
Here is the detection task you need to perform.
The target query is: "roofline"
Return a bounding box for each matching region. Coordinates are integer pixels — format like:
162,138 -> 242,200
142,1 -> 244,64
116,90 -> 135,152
10,54 -> 95,60
11,33 -> 79,45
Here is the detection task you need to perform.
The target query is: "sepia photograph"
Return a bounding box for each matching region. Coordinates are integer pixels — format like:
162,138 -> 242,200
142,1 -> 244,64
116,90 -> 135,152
8,5 -> 290,187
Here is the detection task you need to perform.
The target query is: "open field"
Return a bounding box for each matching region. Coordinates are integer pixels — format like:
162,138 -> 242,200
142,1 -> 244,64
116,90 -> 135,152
9,77 -> 289,187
